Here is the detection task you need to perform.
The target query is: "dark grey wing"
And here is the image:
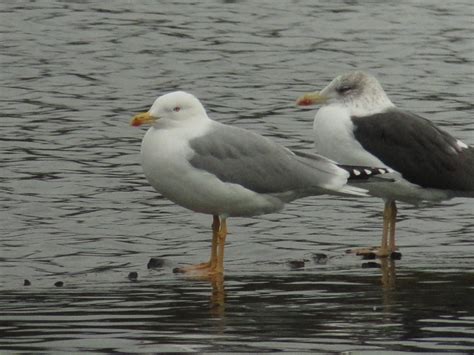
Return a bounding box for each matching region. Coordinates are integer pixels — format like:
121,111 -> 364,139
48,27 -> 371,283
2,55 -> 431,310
352,108 -> 474,191
188,123 -> 346,194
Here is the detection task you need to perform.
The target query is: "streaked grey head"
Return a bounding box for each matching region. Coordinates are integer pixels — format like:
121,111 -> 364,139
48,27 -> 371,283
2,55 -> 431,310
320,71 -> 394,115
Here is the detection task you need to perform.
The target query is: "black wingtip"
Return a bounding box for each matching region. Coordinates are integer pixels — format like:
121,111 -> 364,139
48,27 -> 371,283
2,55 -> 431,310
339,165 -> 393,180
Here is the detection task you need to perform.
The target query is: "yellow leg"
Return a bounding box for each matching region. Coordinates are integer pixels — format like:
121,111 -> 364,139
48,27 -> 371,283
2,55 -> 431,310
174,215 -> 228,276
388,201 -> 397,253
377,200 -> 391,256
175,215 -> 219,272
353,200 -> 394,258
209,215 -> 220,268
214,218 -> 227,274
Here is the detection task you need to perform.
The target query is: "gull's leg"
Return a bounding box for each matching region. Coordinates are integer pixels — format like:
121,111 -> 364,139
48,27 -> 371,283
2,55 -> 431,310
209,215 -> 220,268
377,200 -> 391,256
390,201 -> 397,251
352,200 -> 392,258
173,215 -> 220,274
213,217 -> 227,275
388,201 -> 400,256
189,215 -> 220,269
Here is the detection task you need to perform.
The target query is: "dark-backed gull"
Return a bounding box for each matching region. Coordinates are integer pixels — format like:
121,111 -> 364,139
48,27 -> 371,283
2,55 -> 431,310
297,71 -> 474,257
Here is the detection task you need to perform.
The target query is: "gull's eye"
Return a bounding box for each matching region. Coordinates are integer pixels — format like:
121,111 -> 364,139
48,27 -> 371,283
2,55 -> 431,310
337,85 -> 352,94
173,106 -> 181,112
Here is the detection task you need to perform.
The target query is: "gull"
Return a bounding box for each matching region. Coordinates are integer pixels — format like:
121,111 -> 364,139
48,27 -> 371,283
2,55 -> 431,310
131,91 -> 390,275
297,71 -> 474,257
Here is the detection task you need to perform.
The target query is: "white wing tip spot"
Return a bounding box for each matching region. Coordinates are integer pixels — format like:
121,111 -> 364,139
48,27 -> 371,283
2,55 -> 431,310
364,169 -> 372,175
456,140 -> 468,149
353,169 -> 361,176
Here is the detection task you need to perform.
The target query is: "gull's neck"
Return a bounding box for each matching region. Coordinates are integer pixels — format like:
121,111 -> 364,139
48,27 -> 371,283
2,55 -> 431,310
346,90 -> 395,117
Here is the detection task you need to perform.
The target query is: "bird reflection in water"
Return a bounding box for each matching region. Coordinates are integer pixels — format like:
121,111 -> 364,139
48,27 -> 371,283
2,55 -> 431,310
182,272 -> 226,319
363,257 -> 397,290
379,258 -> 397,290
185,255 -> 398,320
210,273 -> 225,318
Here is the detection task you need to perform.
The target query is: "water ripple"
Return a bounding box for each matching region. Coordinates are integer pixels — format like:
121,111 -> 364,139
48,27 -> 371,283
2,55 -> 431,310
1,0 -> 473,352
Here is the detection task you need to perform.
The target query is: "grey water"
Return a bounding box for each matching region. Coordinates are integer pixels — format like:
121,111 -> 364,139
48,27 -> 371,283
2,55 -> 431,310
1,0 -> 473,353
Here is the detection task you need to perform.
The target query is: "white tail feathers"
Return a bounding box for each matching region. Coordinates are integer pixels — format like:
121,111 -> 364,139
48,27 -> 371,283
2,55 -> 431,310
338,184 -> 368,197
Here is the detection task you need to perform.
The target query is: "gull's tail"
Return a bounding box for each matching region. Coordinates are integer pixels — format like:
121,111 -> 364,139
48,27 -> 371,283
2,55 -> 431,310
291,150 -> 393,197
337,165 -> 396,197
336,184 -> 369,197
336,166 -> 394,197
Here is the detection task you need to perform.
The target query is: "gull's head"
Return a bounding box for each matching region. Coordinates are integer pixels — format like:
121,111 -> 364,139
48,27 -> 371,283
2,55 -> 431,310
296,71 -> 394,116
131,91 -> 207,127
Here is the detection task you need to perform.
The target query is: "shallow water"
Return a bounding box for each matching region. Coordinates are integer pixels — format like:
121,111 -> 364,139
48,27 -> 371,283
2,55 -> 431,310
1,0 -> 473,352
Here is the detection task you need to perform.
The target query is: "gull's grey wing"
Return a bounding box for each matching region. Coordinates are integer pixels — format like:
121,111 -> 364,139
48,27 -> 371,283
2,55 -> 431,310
292,150 -> 393,180
188,123 -> 347,194
352,108 -> 474,191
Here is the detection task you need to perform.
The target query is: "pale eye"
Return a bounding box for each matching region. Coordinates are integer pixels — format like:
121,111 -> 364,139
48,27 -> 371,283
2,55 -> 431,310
173,106 -> 181,112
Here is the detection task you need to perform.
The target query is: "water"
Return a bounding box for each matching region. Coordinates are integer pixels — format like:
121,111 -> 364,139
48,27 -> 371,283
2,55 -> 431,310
1,0 -> 473,352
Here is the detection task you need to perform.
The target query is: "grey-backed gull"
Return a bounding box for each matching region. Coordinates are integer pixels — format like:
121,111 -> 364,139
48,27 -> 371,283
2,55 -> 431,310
131,91 -> 390,276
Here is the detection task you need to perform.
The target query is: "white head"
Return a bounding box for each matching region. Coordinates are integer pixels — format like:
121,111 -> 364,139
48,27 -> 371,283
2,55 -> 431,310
131,91 -> 208,127
297,71 -> 395,116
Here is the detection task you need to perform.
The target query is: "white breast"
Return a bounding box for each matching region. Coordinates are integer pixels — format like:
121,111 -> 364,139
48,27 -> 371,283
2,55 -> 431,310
313,105 -> 387,167
140,121 -> 284,217
140,120 -> 209,204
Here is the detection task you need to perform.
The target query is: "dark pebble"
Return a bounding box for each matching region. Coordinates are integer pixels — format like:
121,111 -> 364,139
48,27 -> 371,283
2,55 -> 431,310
54,281 -> 64,287
147,257 -> 165,269
128,272 -> 138,281
23,279 -> 31,286
390,251 -> 402,260
312,253 -> 328,264
288,260 -> 305,269
173,267 -> 185,274
362,253 -> 377,260
362,262 -> 381,269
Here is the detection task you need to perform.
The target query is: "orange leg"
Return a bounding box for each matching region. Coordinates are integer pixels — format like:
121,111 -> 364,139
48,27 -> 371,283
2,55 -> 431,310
174,215 -> 228,276
214,218 -> 227,274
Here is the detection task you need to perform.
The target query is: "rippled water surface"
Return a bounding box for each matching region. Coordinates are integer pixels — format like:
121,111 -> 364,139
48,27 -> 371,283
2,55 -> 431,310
1,0 -> 473,353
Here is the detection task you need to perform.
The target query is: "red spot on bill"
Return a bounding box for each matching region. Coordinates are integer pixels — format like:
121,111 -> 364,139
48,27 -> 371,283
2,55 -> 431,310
131,118 -> 142,127
296,96 -> 315,106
